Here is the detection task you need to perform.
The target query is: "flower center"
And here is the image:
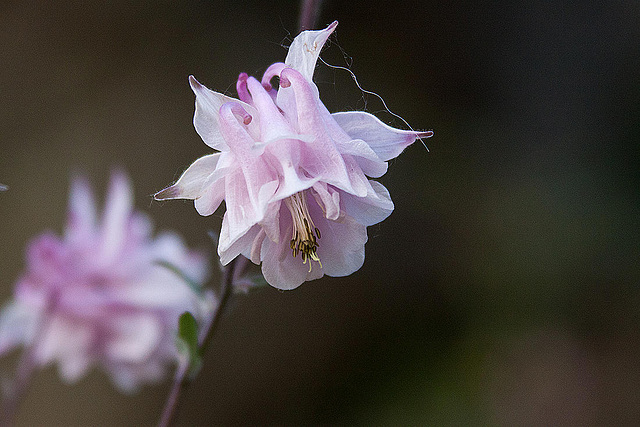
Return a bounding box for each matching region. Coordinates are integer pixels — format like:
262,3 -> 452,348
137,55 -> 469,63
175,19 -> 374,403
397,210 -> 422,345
284,191 -> 321,270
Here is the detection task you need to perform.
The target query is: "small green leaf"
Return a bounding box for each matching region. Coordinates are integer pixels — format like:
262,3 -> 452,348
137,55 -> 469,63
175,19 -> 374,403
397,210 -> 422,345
156,260 -> 202,295
176,311 -> 202,379
246,273 -> 268,287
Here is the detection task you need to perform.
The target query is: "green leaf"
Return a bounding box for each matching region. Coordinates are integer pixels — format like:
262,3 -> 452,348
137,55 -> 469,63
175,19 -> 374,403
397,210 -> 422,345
176,311 -> 202,379
156,260 -> 202,295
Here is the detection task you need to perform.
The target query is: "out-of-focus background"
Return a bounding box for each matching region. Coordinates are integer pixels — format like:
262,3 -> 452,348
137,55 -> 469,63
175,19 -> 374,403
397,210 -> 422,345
1,0 -> 638,424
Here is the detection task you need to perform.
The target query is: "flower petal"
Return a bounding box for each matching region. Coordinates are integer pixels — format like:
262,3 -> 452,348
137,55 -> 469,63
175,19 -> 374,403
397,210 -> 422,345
309,200 -> 367,277
340,180 -> 394,226
194,177 -> 226,216
154,153 -> 222,201
246,76 -> 297,143
0,302 -> 35,355
279,68 -> 360,195
311,182 -> 340,221
218,221 -> 261,265
65,175 -> 97,244
284,21 -> 338,82
36,316 -> 93,382
189,76 -> 259,150
106,314 -> 161,363
100,170 -> 133,263
219,105 -> 279,228
334,138 -> 388,178
332,111 -> 433,161
259,210 -> 324,290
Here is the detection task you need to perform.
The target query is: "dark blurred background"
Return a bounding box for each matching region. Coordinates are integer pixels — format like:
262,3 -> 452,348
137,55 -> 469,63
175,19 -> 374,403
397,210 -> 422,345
1,0 -> 638,425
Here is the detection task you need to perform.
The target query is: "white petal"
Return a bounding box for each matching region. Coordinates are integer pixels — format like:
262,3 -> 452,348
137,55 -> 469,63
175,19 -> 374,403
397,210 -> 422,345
334,138 -> 388,178
257,196 -> 282,244
194,177 -> 226,216
309,200 -> 367,277
36,316 -> 93,382
250,229 -> 267,264
65,175 -> 97,243
285,21 -> 338,82
0,302 -> 36,355
311,182 -> 340,221
332,111 -> 432,161
106,314 -> 161,363
190,76 -> 259,151
260,226 -> 324,290
154,153 -> 222,201
100,170 -> 133,263
340,180 -> 394,226
218,221 -> 261,265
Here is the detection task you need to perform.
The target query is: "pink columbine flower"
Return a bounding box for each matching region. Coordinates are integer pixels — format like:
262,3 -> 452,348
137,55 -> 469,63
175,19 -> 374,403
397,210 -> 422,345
155,21 -> 432,290
0,171 -> 214,392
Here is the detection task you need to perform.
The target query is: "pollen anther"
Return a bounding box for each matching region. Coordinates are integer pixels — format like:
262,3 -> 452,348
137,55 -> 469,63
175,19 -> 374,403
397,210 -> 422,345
284,191 -> 322,271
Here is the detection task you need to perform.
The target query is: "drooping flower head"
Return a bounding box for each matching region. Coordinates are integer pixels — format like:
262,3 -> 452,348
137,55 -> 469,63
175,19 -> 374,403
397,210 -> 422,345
0,171 -> 214,392
155,21 -> 433,290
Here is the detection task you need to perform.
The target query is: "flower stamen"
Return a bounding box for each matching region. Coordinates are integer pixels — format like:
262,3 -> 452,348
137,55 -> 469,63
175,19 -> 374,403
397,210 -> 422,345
284,191 -> 321,271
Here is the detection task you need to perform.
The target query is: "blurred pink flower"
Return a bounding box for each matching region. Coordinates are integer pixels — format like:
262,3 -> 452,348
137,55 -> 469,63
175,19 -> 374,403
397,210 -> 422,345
0,171 -> 214,392
155,21 -> 432,290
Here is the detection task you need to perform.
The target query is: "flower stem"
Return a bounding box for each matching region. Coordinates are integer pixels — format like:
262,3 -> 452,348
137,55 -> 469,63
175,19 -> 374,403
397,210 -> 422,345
157,258 -> 238,427
0,344 -> 38,426
299,0 -> 323,31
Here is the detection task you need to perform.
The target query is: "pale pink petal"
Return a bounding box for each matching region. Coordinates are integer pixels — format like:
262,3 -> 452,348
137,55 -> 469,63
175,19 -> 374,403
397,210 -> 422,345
250,228 -> 267,264
309,200 -> 367,277
257,191 -> 282,243
339,180 -> 394,226
218,220 -> 261,265
219,104 -> 279,226
342,154 -> 373,197
219,166 -> 278,247
189,75 -> 260,150
36,316 -> 93,382
279,68 -> 362,196
22,233 -> 67,287
332,111 -> 433,161
194,177 -> 226,216
246,76 -> 296,143
109,362 -> 166,393
284,21 -> 337,82
154,153 -> 222,201
65,175 -> 97,243
311,182 -> 340,221
259,220 -> 324,290
264,138 -> 319,201
100,170 -> 133,262
0,302 -> 35,355
106,314 -> 160,362
236,72 -> 252,104
334,138 -> 388,178
219,168 -> 256,245
261,62 -> 287,103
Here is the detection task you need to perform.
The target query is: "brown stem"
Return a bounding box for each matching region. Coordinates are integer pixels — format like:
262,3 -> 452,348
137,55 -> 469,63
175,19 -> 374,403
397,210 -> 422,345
298,0 -> 323,31
157,258 -> 238,427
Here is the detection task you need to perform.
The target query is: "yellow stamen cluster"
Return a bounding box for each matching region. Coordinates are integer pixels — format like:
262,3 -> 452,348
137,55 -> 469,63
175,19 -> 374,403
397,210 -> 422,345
284,191 -> 322,271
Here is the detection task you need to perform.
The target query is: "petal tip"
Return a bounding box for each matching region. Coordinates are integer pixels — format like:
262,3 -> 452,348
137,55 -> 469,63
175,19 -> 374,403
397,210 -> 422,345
154,186 -> 180,201
189,75 -> 203,92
